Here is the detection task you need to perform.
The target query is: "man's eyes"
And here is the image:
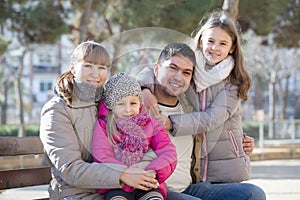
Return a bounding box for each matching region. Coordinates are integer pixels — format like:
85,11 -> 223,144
168,66 -> 191,76
184,71 -> 192,76
168,66 -> 177,71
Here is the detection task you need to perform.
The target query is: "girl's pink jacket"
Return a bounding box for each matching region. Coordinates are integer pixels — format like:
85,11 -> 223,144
92,101 -> 177,199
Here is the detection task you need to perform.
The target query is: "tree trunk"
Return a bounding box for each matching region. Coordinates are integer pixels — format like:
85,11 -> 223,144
277,74 -> 291,121
78,0 -> 94,44
103,15 -> 120,75
281,75 -> 290,120
111,44 -> 120,76
1,80 -> 9,124
0,57 -> 8,124
268,81 -> 276,138
57,37 -> 62,75
222,0 -> 239,20
253,77 -> 265,110
28,48 -> 33,122
15,51 -> 26,137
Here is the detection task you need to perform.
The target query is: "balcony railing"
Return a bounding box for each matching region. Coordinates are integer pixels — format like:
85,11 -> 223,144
33,65 -> 58,73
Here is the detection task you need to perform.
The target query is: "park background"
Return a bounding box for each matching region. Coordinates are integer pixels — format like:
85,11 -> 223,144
0,0 -> 300,199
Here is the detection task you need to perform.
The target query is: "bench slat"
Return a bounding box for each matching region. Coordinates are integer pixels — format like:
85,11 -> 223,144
0,167 -> 51,190
0,137 -> 44,156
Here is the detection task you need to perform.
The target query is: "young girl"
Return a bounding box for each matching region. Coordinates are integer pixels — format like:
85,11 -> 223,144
92,72 -> 177,200
170,10 -> 251,183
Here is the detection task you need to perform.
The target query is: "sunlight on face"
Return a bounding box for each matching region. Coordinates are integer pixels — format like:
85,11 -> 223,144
112,96 -> 141,119
200,27 -> 233,65
154,55 -> 193,97
71,61 -> 108,87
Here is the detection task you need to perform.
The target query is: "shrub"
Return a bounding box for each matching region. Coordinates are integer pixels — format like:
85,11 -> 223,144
242,121 -> 268,144
0,125 -> 39,137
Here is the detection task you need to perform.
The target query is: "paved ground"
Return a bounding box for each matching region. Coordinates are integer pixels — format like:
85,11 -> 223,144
245,159 -> 300,200
0,159 -> 300,200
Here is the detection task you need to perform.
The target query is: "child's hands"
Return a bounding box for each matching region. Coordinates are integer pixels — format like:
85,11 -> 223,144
120,168 -> 158,191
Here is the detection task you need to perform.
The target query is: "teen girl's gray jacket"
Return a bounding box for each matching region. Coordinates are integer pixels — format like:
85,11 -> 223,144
169,79 -> 251,183
39,87 -> 126,200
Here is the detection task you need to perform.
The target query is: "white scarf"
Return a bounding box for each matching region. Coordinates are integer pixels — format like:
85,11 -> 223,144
193,51 -> 234,93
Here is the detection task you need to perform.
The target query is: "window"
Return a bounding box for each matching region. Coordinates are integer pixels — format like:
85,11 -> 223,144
40,82 -> 52,92
38,53 -> 52,65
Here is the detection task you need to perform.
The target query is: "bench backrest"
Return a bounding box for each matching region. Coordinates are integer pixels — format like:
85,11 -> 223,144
0,137 -> 51,190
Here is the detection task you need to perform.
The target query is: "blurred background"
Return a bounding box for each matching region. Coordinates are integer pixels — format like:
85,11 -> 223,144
0,0 -> 300,159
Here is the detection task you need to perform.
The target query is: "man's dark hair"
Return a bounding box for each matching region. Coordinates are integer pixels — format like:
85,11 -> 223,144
157,42 -> 196,68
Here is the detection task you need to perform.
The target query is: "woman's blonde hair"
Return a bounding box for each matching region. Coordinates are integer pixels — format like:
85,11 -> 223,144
56,41 -> 110,105
192,10 -> 251,100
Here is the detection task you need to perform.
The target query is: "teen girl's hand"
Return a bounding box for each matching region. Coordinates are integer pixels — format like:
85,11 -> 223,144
141,88 -> 160,117
120,167 -> 159,191
154,114 -> 173,131
243,133 -> 255,156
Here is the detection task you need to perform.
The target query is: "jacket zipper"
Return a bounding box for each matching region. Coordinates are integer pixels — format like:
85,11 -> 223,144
228,130 -> 240,157
201,89 -> 208,182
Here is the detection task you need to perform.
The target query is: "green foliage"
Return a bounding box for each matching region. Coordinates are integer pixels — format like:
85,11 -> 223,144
0,35 -> 11,55
242,121 -> 268,144
0,124 -> 39,137
239,0 -> 300,47
104,0 -> 220,35
239,0 -> 286,35
70,0 -> 299,48
273,0 -> 300,47
9,0 -> 68,44
157,0 -> 221,35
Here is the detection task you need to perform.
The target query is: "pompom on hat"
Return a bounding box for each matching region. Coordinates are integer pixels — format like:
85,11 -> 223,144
104,72 -> 142,109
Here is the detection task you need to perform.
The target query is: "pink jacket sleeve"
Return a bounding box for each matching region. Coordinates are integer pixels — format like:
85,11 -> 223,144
145,119 -> 177,184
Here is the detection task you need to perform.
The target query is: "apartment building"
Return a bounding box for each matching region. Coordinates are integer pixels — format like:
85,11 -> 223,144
4,35 -> 74,124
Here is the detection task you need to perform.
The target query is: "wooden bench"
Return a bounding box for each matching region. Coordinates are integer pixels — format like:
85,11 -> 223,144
0,137 -> 51,199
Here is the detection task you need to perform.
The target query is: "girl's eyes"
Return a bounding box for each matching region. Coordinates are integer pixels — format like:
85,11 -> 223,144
83,64 -> 92,68
130,101 -> 138,105
116,101 -> 138,106
206,39 -> 228,46
98,66 -> 108,71
82,63 -> 107,71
